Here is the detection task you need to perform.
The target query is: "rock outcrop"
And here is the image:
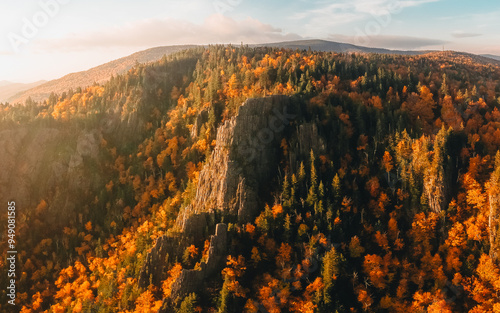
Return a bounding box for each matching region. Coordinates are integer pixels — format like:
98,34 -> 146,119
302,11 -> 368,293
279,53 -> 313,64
170,223 -> 227,299
138,235 -> 191,288
287,122 -> 327,172
178,95 -> 295,237
190,108 -> 209,139
159,223 -> 228,312
139,222 -> 227,290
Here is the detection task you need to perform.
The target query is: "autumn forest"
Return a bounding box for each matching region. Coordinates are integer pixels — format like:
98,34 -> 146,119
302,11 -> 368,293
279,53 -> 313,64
2,45 -> 500,312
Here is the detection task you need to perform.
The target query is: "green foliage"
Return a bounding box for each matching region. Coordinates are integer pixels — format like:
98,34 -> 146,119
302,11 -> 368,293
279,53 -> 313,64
218,276 -> 230,313
177,293 -> 198,313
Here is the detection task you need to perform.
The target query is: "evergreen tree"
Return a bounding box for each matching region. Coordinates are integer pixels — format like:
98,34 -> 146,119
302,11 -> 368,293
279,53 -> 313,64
218,276 -> 230,313
177,293 -> 197,313
332,174 -> 341,203
317,248 -> 344,313
298,162 -> 306,183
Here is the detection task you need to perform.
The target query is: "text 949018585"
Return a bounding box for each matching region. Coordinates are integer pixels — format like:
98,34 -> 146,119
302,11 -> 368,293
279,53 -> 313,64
7,201 -> 16,306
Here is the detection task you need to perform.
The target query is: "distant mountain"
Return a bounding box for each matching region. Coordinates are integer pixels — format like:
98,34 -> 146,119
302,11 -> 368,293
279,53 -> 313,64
256,40 -> 500,67
254,39 -> 430,55
483,54 -> 500,62
9,45 -> 198,105
0,80 -> 47,103
449,52 -> 500,66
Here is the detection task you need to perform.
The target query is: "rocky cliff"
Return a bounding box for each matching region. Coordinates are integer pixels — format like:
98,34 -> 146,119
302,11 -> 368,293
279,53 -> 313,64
138,234 -> 192,288
287,122 -> 327,171
167,223 -> 227,302
177,95 -> 295,238
138,95 -> 301,309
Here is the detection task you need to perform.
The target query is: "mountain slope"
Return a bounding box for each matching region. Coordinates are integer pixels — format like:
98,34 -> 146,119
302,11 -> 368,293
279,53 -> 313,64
483,54 -> 500,61
254,39 -> 430,55
422,51 -> 500,67
9,45 -> 197,104
0,80 -> 46,103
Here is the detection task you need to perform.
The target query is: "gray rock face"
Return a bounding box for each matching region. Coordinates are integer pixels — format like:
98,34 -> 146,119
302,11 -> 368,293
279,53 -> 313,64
177,211 -> 209,240
138,234 -> 191,288
204,223 -> 228,275
139,222 -> 228,291
178,95 -> 294,235
295,123 -> 326,157
0,128 -> 54,208
139,235 -> 170,288
165,223 -> 227,306
190,108 -> 209,139
288,122 -> 327,172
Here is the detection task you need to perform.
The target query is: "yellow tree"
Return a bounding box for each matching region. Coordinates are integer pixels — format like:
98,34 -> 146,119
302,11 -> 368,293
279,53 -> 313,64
382,151 -> 394,183
486,151 -> 500,263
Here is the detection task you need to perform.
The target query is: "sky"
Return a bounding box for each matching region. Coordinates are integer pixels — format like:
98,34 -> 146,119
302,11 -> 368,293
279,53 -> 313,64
0,0 -> 499,83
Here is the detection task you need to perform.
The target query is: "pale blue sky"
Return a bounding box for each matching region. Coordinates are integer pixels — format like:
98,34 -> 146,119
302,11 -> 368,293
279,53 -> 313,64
0,0 -> 499,82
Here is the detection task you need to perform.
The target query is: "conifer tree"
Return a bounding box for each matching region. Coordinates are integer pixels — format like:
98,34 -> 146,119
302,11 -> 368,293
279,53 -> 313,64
298,162 -> 306,182
218,277 -> 230,313
177,293 -> 197,313
332,174 -> 341,202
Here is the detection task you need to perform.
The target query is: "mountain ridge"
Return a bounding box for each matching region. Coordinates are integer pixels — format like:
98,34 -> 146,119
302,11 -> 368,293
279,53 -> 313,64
9,40 -> 500,105
8,45 -> 198,105
483,54 -> 500,61
254,39 -> 432,55
0,80 -> 46,103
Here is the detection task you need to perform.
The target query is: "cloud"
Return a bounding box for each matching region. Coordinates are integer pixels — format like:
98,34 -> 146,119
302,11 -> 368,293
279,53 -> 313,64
34,15 -> 302,52
292,0 -> 441,21
451,31 -> 482,38
352,0 -> 441,15
291,0 -> 442,37
328,34 -> 448,50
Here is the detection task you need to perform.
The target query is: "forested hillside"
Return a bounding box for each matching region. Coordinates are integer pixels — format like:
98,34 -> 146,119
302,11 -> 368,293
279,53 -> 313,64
2,45 -> 500,312
8,45 -> 197,105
